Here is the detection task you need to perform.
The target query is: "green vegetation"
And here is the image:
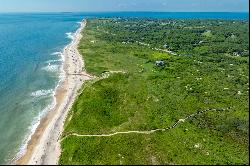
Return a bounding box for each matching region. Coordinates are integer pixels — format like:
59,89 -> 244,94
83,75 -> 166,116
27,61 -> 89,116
60,18 -> 249,165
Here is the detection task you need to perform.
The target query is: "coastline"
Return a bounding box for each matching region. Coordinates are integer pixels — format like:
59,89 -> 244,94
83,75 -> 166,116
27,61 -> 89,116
15,19 -> 91,165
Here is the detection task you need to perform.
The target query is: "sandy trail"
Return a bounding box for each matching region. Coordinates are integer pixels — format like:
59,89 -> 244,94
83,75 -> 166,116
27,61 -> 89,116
61,107 -> 230,139
16,19 -> 90,165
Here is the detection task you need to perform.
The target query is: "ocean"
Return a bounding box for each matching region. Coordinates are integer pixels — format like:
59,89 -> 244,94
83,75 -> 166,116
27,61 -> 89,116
0,12 -> 248,164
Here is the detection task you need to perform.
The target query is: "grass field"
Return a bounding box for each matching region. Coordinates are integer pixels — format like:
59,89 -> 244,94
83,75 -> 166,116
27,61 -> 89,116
59,19 -> 249,165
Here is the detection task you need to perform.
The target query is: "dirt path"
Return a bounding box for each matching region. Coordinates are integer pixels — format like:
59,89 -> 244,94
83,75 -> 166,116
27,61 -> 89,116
61,107 -> 230,140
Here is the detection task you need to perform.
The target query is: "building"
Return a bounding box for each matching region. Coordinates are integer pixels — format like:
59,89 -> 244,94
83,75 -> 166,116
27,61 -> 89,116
155,60 -> 165,66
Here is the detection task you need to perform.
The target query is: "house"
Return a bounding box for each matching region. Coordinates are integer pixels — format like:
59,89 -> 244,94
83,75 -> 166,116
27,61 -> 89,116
163,44 -> 169,49
233,52 -> 241,57
155,60 -> 165,66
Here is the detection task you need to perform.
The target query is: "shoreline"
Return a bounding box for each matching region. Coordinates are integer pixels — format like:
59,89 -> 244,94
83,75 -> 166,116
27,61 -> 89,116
15,19 -> 90,165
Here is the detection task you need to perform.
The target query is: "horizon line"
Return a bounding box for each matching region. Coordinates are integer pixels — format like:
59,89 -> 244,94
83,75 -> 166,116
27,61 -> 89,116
0,11 -> 249,14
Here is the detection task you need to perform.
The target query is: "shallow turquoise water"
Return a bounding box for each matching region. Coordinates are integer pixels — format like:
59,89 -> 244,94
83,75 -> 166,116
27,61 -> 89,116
0,13 -> 84,164
0,12 -> 248,164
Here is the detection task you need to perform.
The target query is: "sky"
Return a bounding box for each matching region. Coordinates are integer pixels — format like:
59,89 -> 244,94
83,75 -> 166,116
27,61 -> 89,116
0,0 -> 249,13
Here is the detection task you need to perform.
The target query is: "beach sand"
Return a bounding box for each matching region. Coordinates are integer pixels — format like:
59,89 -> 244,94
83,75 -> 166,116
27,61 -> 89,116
15,19 -> 91,165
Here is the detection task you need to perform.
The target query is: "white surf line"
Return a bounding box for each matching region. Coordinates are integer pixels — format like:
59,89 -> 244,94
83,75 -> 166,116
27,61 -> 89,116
61,107 -> 231,141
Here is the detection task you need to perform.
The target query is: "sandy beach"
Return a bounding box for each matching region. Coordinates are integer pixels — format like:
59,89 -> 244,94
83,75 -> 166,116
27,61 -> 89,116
15,19 -> 91,165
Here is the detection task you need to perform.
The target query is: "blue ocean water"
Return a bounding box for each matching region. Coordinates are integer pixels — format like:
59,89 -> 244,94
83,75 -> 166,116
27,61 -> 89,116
0,13 -> 84,164
0,12 -> 248,164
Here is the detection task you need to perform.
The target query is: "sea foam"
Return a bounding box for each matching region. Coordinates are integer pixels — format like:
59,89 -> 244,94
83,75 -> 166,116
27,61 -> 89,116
66,32 -> 74,40
46,59 -> 63,64
31,89 -> 53,98
14,93 -> 57,163
42,64 -> 60,72
50,52 -> 62,56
